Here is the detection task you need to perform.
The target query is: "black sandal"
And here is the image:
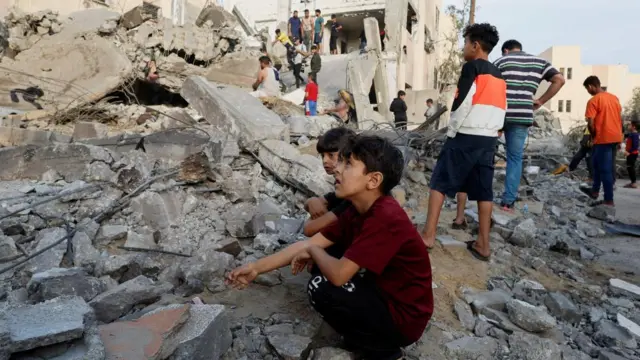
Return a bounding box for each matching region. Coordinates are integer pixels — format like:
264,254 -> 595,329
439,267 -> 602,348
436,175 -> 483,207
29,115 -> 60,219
451,220 -> 468,230
466,241 -> 490,262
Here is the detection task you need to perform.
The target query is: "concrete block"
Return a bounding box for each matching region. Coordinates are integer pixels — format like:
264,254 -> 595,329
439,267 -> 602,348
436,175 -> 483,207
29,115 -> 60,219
609,278 -> 640,300
0,127 -> 52,146
169,304 -> 232,360
72,121 -> 108,140
27,267 -> 105,302
27,227 -> 68,275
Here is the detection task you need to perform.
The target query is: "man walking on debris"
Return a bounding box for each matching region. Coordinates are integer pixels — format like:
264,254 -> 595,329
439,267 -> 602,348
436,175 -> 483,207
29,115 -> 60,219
227,135 -> 433,360
390,91 -> 408,130
303,127 -> 355,236
250,56 -> 281,98
419,23 -> 506,261
579,76 -> 623,206
492,40 -> 565,211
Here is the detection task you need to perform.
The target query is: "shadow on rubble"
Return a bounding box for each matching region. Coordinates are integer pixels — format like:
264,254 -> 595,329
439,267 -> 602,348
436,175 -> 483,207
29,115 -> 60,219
105,78 -> 188,107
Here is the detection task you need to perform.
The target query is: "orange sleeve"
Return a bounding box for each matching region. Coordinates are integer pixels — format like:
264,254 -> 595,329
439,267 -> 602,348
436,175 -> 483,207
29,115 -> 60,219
585,98 -> 597,119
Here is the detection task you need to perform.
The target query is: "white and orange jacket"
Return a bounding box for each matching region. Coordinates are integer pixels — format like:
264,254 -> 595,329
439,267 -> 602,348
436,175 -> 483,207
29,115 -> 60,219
447,59 -> 507,138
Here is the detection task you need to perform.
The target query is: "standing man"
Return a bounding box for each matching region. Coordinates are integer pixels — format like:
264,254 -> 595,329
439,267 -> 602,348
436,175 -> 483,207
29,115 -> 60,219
492,40 -> 565,211
580,76 -> 623,206
329,14 -> 342,55
288,10 -> 302,42
292,37 -> 307,88
314,9 -> 324,54
420,23 -> 506,261
301,9 -> 314,51
390,91 -> 408,130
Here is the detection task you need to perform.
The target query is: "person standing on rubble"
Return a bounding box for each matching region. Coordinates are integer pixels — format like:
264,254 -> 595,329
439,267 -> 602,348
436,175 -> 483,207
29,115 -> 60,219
492,40 -> 565,211
292,37 -> 307,88
250,56 -> 281,98
390,91 -> 408,130
623,120 -> 639,188
420,23 -> 506,261
424,98 -> 437,128
329,14 -> 342,55
308,45 -> 322,83
314,9 -> 325,53
301,9 -> 314,51
579,76 -> 623,206
288,10 -> 303,42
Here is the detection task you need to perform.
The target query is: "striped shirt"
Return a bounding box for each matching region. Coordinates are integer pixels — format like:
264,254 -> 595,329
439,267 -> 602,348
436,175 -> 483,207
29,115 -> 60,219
493,51 -> 559,126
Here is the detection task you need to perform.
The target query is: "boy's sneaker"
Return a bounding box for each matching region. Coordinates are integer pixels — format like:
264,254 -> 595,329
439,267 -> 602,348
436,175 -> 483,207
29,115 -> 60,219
579,185 -> 598,200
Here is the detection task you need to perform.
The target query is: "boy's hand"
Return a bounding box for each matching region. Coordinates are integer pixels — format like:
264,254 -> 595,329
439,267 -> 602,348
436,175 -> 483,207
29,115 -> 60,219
226,263 -> 258,290
291,250 -> 312,275
625,151 -> 630,157
307,197 -> 328,219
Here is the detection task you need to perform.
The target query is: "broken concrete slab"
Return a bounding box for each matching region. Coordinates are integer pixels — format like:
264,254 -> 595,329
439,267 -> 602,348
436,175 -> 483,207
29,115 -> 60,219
71,231 -> 100,272
2,296 -> 93,353
436,235 -> 466,248
609,278 -> 640,300
181,76 -> 289,150
205,58 -> 258,89
544,292 -> 582,324
285,116 -> 339,138
89,275 -> 174,323
506,299 -> 557,333
27,267 -> 105,302
593,319 -> 637,349
469,289 -> 512,313
168,304 -> 232,360
444,336 -> 499,360
508,332 -> 562,360
509,218 -> 538,248
0,127 -> 56,147
121,2 -> 161,29
143,128 -> 222,163
99,304 -> 189,360
266,332 -> 312,360
72,121 -> 108,140
26,227 -> 68,274
616,313 -> 640,339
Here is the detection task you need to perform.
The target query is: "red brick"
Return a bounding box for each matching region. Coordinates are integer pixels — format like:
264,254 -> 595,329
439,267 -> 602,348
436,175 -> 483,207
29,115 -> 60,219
99,305 -> 190,360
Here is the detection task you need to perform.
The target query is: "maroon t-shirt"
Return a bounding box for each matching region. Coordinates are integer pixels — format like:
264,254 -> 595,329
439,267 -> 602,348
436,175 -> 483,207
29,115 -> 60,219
320,195 -> 433,342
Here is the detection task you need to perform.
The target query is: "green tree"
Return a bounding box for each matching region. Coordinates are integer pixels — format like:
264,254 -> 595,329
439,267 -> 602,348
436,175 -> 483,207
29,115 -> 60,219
624,87 -> 640,121
435,0 -> 471,91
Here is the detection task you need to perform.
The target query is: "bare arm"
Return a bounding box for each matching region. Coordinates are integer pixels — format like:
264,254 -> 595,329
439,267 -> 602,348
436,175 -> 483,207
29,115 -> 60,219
252,234 -> 334,274
307,245 -> 360,286
252,69 -> 265,90
303,211 -> 338,237
535,73 -> 565,108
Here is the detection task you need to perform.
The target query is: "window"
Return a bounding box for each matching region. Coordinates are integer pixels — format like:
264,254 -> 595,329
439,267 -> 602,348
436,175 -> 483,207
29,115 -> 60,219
435,7 -> 440,32
566,100 -> 572,113
567,68 -> 572,80
558,100 -> 564,112
559,68 -> 565,77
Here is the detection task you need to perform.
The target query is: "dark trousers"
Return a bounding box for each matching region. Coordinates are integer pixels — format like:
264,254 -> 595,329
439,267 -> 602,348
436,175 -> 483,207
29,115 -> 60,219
307,269 -> 408,359
569,145 -> 593,178
394,117 -> 407,130
592,144 -> 616,202
628,154 -> 638,183
293,63 -> 305,87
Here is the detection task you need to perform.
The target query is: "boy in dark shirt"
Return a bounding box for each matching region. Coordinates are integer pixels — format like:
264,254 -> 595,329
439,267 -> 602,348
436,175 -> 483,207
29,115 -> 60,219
303,127 -> 355,236
624,120 -> 639,188
329,14 -> 342,54
309,45 -> 322,83
389,90 -> 408,130
227,135 -> 433,360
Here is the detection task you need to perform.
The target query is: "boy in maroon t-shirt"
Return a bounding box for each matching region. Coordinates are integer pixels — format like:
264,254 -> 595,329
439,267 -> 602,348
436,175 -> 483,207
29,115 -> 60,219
227,135 -> 433,359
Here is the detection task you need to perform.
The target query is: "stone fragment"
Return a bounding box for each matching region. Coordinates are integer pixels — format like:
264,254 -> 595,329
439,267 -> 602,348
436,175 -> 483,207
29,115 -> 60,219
0,235 -> 18,258
437,235 -> 466,248
89,275 -> 173,323
253,233 -> 281,254
100,304 -> 189,360
616,313 -> 640,339
72,121 -> 108,140
181,76 -> 289,150
513,279 -> 547,306
85,161 -> 116,182
609,278 -> 640,300
587,204 -> 615,221
27,267 -> 105,302
72,231 -> 100,271
121,3 -> 160,29
480,308 -> 523,333
27,227 -> 67,274
131,191 -> 182,230
469,289 -> 512,313
309,347 -> 355,360
178,248 -> 234,293
576,220 -> 601,237
508,332 -> 562,360
593,319 -> 637,349
266,332 -> 312,360
507,299 -> 557,333
95,224 -> 128,246
2,296 -> 93,353
444,336 -> 499,360
224,202 -> 256,238
169,304 -> 232,360
544,292 -> 582,324
509,218 -> 537,247
453,299 -> 476,331
124,229 -> 158,250
285,116 -> 339,138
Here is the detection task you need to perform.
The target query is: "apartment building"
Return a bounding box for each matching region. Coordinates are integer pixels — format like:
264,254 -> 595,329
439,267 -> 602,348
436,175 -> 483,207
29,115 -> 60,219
536,45 -> 640,132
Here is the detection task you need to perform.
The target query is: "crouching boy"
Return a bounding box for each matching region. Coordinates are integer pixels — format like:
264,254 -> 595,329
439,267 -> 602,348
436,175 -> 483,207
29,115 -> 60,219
227,135 -> 433,359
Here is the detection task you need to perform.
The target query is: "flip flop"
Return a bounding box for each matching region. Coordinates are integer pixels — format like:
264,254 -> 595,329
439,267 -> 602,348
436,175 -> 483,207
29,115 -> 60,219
451,220 -> 468,230
466,241 -> 490,262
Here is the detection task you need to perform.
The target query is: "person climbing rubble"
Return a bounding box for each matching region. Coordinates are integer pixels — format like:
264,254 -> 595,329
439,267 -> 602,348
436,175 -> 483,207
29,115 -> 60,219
272,28 -> 296,66
322,89 -> 357,128
250,55 -> 281,98
553,126 -> 594,179
419,23 -> 506,262
303,127 -> 355,237
227,134 -> 433,360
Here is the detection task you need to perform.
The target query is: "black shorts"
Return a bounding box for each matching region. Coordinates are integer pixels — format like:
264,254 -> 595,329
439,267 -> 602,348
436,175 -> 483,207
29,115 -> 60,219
329,36 -> 338,50
429,133 -> 497,202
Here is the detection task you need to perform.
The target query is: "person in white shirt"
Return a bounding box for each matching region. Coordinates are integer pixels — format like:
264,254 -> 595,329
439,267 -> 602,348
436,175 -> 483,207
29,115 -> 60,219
250,56 -> 281,98
292,37 -> 307,88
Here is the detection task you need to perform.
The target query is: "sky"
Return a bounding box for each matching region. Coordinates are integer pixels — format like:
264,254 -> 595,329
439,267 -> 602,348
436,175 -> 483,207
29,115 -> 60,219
442,0 -> 640,72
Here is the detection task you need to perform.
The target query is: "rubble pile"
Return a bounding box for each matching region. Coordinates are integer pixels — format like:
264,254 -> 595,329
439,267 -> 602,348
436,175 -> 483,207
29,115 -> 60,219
3,9 -> 63,53
531,107 -> 563,139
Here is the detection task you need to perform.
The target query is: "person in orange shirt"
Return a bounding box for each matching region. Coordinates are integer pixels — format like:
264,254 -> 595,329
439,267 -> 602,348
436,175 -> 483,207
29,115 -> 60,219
579,76 -> 623,206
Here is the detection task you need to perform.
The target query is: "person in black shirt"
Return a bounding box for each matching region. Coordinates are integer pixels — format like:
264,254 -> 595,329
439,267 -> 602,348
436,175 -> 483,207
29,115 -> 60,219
303,127 -> 355,236
390,90 -> 408,130
329,14 -> 342,55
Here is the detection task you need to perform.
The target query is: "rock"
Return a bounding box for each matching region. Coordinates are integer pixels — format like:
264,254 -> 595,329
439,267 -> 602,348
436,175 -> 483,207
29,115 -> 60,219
513,279 -> 547,306
169,304 -> 232,360
130,191 -> 182,231
285,116 -> 339,138
124,229 -> 159,250
2,296 -> 93,353
178,248 -> 234,293
121,3 -> 160,29
544,292 -> 582,324
253,233 -> 281,254
469,289 -> 512,313
597,351 -> 632,360
0,235 -> 18,258
224,202 -> 256,238
576,220 -> 601,237
587,205 -> 615,221
593,319 -> 637,349
309,347 -> 355,360
27,267 -> 105,302
506,299 -> 557,333
574,332 -> 598,357
508,332 -> 562,360
266,332 -> 312,360
509,219 -> 537,247
589,307 -> 606,324
180,76 -> 289,150
616,313 -> 640,339
579,247 -> 595,260
562,347 -> 591,360
89,275 -> 173,323
27,227 -> 67,274
95,224 -> 128,246
609,278 -> 640,300
100,304 -> 189,360
454,299 -> 476,331
437,235 -> 467,248
85,161 -> 116,182
444,336 -> 499,360
210,237 -> 243,257
406,171 -> 428,185
72,121 -> 108,140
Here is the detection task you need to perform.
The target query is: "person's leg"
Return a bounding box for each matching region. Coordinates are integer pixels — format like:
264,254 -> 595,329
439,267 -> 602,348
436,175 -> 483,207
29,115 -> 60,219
465,142 -> 497,259
307,273 -> 406,358
453,192 -> 467,226
590,144 -> 603,197
586,148 -> 594,180
422,189 -> 445,248
309,100 -> 317,116
501,124 -> 529,206
612,145 -> 617,186
600,145 -> 615,203
474,200 -> 492,258
569,146 -> 587,171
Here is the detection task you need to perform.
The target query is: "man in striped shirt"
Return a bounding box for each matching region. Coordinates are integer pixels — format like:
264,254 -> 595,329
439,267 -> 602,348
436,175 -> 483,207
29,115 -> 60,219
493,40 -> 565,210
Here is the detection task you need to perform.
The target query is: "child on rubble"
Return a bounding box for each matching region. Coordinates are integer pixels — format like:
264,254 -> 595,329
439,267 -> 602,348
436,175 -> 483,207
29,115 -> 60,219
304,73 -> 318,116
624,120 -> 639,188
303,127 -> 355,237
227,134 -> 433,360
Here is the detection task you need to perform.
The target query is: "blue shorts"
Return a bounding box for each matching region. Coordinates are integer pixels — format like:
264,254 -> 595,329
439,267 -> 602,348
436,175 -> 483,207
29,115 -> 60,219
430,133 -> 497,202
314,33 -> 322,45
306,100 -> 317,116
